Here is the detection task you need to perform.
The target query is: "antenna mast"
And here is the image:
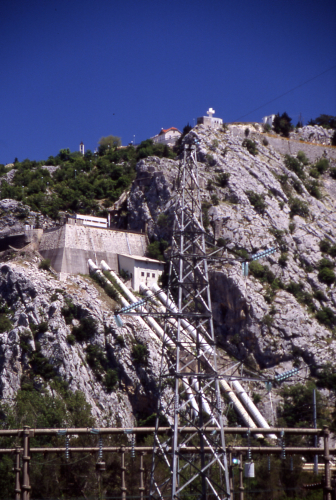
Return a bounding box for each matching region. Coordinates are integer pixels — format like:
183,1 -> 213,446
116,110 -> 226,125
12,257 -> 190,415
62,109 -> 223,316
150,142 -> 231,500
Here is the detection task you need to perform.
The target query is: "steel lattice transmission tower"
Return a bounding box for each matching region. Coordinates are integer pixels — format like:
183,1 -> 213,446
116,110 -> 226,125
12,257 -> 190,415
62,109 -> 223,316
150,143 -> 230,500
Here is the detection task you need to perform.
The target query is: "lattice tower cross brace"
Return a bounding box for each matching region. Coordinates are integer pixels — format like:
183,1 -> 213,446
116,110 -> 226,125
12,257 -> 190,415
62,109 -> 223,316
150,143 -> 230,500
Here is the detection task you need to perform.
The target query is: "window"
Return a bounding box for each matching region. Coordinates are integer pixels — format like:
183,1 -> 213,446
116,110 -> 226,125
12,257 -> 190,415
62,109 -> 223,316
152,273 -> 155,278
147,272 -> 150,277
141,272 -> 145,277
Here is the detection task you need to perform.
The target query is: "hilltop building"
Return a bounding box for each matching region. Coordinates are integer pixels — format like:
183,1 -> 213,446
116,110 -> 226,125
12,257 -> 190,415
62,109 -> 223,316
79,141 -> 85,155
262,115 -> 275,127
152,127 -> 181,147
197,108 -> 223,129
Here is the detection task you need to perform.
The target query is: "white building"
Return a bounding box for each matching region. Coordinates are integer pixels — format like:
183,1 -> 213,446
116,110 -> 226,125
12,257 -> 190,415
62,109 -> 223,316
67,214 -> 108,228
152,127 -> 181,147
79,141 -> 85,155
197,108 -> 223,129
262,115 -> 276,127
118,254 -> 164,292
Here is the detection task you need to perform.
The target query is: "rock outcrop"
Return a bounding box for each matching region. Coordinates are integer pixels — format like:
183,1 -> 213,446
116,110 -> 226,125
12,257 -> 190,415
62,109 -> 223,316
0,254 -> 165,426
128,124 -> 336,375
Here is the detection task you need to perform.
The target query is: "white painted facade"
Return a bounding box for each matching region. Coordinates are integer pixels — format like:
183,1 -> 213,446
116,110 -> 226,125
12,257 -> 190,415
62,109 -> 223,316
262,115 -> 276,127
118,254 -> 164,292
71,214 -> 108,228
152,127 -> 181,146
197,108 -> 223,129
79,142 -> 85,155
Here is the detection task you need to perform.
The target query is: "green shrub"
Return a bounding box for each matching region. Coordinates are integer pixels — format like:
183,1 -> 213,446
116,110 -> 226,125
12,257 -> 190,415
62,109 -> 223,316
262,137 -> 269,146
305,179 -> 322,199
288,197 -> 309,218
296,151 -> 309,165
215,172 -> 230,187
0,314 -> 13,333
157,213 -> 169,228
262,314 -> 274,327
314,158 -> 329,174
242,139 -> 258,156
314,290 -> 328,302
278,253 -> 288,267
292,179 -> 303,194
249,261 -> 275,284
316,307 -> 336,328
318,267 -> 335,285
61,298 -> 80,324
288,222 -> 296,234
104,369 -> 118,392
284,155 -> 305,179
66,334 -> 76,345
85,344 -> 108,380
39,259 -> 51,271
263,123 -> 271,132
320,239 -> 331,253
132,343 -> 149,365
146,240 -> 168,261
50,293 -> 58,302
30,346 -> 56,380
309,168 -> 320,179
318,258 -> 334,269
37,321 -> 48,334
115,334 -> 125,347
286,281 -> 314,310
73,317 -> 98,342
246,191 -> 266,214
206,179 -> 214,191
330,167 -> 336,179
211,139 -> 219,150
211,194 -> 219,206
217,237 -> 226,248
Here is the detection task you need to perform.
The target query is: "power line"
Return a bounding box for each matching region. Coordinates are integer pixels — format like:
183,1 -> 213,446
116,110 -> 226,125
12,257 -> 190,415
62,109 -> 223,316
234,65 -> 336,121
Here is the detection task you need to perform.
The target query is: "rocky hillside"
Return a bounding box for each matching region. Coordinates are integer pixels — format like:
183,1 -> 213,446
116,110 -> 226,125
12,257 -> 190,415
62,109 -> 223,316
1,123 -> 336,427
0,252 -> 165,426
128,124 -> 336,380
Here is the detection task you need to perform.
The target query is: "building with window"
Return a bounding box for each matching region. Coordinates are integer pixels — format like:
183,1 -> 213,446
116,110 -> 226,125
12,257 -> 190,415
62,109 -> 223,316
118,254 -> 164,292
79,141 -> 85,155
262,115 -> 276,127
152,127 -> 181,147
197,108 -> 223,129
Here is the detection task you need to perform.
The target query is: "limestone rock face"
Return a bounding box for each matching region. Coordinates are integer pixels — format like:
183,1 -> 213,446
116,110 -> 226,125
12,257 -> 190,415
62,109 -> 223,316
127,124 -> 336,372
290,125 -> 334,145
0,258 -> 165,426
0,199 -> 54,238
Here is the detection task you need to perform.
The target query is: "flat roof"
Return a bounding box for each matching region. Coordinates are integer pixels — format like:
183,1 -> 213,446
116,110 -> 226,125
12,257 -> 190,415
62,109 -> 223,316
118,253 -> 164,264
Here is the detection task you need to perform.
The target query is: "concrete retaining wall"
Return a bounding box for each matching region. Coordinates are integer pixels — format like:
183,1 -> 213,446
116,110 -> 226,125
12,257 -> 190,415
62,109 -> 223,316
39,224 -> 147,276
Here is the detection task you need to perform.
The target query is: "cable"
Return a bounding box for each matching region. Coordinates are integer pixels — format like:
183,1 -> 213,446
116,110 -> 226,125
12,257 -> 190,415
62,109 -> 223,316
234,65 -> 336,121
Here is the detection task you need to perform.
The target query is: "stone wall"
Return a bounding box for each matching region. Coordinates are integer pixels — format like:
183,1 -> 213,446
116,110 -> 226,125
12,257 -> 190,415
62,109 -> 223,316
229,125 -> 336,163
39,224 -> 147,277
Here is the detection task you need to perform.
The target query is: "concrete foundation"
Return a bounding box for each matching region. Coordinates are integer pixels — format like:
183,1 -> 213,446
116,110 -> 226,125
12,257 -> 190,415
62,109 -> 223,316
39,224 -> 147,278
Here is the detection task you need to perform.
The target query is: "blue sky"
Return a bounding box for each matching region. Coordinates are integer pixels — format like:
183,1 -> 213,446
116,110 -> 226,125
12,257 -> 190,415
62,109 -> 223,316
1,0 -> 335,164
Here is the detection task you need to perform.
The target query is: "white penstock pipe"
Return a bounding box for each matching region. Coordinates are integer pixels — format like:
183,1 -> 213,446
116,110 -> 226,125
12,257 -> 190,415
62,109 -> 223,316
232,380 -> 277,439
150,283 -> 213,356
100,261 -> 174,349
88,260 -> 153,337
150,283 -> 275,437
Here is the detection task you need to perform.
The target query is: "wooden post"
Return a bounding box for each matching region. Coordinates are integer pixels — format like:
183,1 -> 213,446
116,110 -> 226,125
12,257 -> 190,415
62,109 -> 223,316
14,447 -> 21,500
121,446 -> 127,500
139,452 -> 145,500
239,452 -> 244,500
22,426 -> 31,500
324,426 -> 332,500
